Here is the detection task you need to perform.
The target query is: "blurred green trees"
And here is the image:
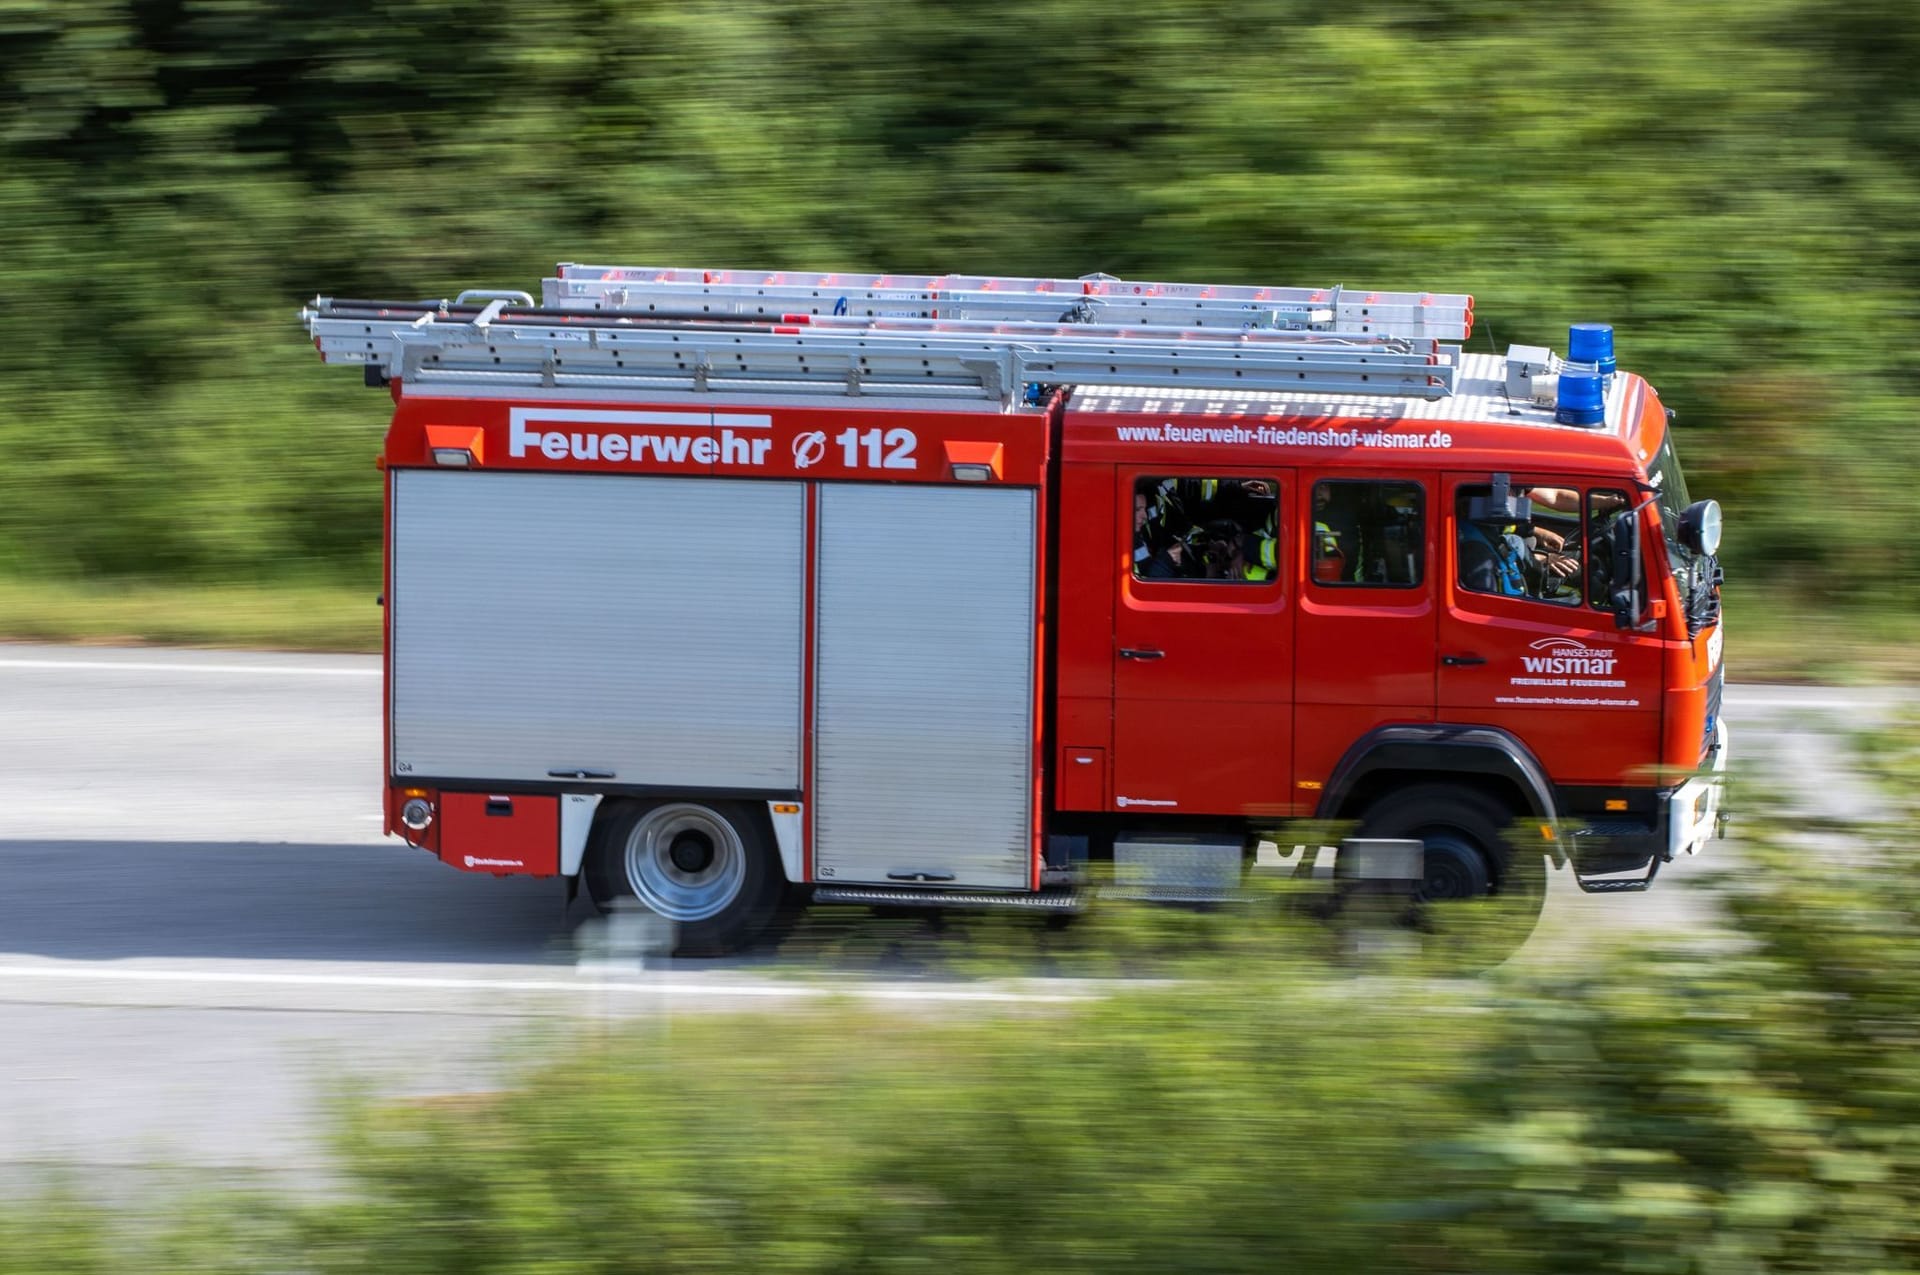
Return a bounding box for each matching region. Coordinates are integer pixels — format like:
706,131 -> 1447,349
2,0 -> 1915,640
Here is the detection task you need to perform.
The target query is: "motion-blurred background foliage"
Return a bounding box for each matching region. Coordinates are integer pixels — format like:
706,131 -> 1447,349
1,0 -> 1914,661
5,725 -> 1920,1272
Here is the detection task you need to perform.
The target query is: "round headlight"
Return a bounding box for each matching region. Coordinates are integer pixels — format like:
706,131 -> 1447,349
1679,499 -> 1722,556
400,797 -> 434,831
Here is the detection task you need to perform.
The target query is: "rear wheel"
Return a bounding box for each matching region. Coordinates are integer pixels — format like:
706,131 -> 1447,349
1355,784 -> 1547,966
585,799 -> 787,956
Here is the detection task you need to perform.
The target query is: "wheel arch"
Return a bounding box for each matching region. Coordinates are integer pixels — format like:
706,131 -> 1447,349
1316,725 -> 1565,867
576,793 -> 799,883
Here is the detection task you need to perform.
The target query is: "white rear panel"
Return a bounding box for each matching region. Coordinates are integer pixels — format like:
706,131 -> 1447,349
391,471 -> 803,789
813,484 -> 1037,889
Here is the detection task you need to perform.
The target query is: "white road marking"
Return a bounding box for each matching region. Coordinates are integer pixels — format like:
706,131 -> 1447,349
0,659 -> 376,677
0,963 -> 1082,1005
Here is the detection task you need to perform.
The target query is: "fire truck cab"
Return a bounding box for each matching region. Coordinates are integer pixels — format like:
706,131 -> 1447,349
303,265 -> 1727,955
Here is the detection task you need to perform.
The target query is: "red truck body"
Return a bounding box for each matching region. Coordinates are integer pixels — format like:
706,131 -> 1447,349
306,265 -> 1727,952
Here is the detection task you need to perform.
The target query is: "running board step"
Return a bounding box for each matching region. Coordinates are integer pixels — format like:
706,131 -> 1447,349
811,885 -> 1082,912
1574,858 -> 1663,894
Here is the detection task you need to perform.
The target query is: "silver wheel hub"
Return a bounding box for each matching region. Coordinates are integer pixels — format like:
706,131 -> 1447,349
623,804 -> 747,922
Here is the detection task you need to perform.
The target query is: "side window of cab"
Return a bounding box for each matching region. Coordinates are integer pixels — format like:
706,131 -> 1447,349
1456,482 -> 1628,609
1133,476 -> 1279,584
1310,480 -> 1424,587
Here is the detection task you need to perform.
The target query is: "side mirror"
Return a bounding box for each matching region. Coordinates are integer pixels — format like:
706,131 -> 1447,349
1678,499 -> 1722,556
1609,510 -> 1646,630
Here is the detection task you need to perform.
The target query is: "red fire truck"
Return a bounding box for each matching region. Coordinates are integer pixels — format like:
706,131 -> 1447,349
302,264 -> 1727,954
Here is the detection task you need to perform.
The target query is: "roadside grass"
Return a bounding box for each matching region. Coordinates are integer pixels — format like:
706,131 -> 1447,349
1719,584 -> 1920,685
1856,708 -> 1920,812
0,575 -> 378,653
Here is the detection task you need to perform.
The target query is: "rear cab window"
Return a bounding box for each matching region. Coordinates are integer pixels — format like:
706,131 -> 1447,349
1310,480 -> 1424,588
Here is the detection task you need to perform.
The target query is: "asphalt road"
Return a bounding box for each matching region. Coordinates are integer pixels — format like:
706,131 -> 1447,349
0,644 -> 1900,1181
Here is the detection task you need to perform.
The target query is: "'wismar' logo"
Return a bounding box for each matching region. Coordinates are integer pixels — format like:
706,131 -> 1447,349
1522,637 -> 1618,675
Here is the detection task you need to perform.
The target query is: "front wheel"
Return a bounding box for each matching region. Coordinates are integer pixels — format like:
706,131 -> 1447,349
585,799 -> 787,957
1355,784 -> 1547,967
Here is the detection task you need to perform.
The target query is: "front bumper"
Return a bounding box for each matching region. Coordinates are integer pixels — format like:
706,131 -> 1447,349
1565,718 -> 1730,882
1667,717 -> 1730,858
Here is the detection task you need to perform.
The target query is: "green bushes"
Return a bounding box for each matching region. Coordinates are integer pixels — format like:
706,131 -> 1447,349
11,776 -> 1920,1272
299,828 -> 1920,1274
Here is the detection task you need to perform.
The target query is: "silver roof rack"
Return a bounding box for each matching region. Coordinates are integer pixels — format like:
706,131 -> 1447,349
302,273 -> 1464,405
547,263 -> 1473,342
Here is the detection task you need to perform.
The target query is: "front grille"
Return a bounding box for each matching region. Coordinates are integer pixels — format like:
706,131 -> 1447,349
1702,664 -> 1724,762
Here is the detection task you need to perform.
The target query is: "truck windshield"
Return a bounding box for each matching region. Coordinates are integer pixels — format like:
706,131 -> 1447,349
1648,432 -> 1722,633
1648,433 -> 1692,574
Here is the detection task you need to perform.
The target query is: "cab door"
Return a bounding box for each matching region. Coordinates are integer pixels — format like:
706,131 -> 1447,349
1110,467 -> 1294,816
1292,470 -> 1440,791
1436,475 -> 1663,785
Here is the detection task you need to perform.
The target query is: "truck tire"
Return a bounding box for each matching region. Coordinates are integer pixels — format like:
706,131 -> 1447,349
1355,783 -> 1547,961
585,799 -> 787,957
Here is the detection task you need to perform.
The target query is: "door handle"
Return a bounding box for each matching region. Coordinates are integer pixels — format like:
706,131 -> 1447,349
1442,653 -> 1487,667
1119,648 -> 1165,661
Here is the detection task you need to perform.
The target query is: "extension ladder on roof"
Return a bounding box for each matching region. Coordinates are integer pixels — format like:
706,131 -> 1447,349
547,263 -> 1474,343
302,268 -> 1467,405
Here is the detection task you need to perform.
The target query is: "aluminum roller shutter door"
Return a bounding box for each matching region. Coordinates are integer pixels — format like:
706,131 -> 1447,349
391,471 -> 802,789
813,484 -> 1036,890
